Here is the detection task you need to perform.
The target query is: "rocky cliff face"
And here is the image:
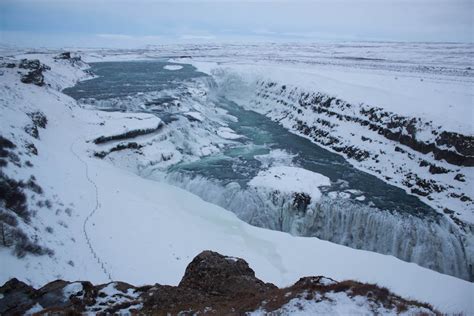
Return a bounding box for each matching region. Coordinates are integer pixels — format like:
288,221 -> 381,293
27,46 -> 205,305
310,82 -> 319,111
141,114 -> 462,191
242,80 -> 473,239
249,82 -> 473,212
0,251 -> 437,315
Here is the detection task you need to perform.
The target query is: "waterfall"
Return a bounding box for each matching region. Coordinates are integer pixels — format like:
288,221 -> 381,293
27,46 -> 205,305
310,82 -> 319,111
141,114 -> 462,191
159,171 -> 472,281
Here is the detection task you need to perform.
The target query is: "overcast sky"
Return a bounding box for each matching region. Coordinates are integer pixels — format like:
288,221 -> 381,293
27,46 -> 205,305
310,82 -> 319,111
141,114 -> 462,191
0,0 -> 472,48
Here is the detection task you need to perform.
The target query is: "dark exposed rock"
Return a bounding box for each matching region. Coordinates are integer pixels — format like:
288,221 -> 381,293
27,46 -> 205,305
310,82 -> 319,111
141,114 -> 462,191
19,59 -> 50,86
404,173 -> 446,194
0,251 -> 438,315
28,111 -> 47,129
449,193 -> 472,202
419,160 -> 450,174
93,123 -> 163,144
21,70 -> 45,86
0,171 -> 29,220
11,227 -> 54,258
25,176 -> 43,194
454,173 -> 466,182
0,138 -> 53,257
178,250 -> 277,298
0,62 -> 16,69
0,278 -> 36,314
292,192 -> 312,211
443,208 -> 455,215
24,111 -> 48,140
419,159 -> 430,167
411,188 -> 430,197
0,136 -> 21,168
94,142 -> 143,158
394,146 -> 406,153
0,136 -> 16,159
333,145 -> 370,161
24,124 -> 39,139
54,52 -> 71,60
428,164 -> 449,175
19,59 -> 42,70
54,52 -> 83,66
25,142 -> 38,156
436,131 -> 474,157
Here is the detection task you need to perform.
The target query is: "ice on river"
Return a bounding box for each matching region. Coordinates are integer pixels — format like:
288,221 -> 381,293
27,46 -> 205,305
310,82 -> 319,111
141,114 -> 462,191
163,64 -> 184,71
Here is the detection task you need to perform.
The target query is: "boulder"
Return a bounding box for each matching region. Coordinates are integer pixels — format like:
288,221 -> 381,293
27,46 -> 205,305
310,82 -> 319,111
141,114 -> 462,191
0,278 -> 35,314
179,250 -> 277,297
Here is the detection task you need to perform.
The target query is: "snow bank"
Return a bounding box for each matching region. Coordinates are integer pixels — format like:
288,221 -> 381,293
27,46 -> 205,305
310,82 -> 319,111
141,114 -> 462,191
249,166 -> 330,202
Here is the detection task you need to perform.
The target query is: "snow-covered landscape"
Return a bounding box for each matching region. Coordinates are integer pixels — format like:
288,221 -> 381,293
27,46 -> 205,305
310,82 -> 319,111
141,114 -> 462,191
1,0 -> 473,314
0,43 -> 472,314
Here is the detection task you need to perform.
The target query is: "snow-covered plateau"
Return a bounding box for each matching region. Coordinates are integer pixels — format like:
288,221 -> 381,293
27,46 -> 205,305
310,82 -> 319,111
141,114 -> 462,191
0,43 -> 473,314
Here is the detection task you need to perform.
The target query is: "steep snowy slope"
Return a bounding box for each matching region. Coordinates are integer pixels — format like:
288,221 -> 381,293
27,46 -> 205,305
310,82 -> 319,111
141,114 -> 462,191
0,52 -> 472,314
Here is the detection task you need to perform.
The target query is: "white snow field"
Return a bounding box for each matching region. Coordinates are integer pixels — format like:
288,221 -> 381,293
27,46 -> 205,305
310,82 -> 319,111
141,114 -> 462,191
0,50 -> 472,314
249,166 -> 330,202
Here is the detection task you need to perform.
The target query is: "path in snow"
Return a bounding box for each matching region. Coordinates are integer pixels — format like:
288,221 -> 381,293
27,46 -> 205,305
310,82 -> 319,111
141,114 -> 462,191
71,139 -> 113,282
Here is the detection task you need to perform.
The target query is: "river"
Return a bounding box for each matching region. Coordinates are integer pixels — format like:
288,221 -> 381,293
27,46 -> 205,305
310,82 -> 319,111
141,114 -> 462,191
64,60 -> 470,281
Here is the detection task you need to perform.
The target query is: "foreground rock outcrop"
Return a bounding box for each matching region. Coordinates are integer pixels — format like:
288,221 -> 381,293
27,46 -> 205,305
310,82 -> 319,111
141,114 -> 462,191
0,251 -> 437,315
